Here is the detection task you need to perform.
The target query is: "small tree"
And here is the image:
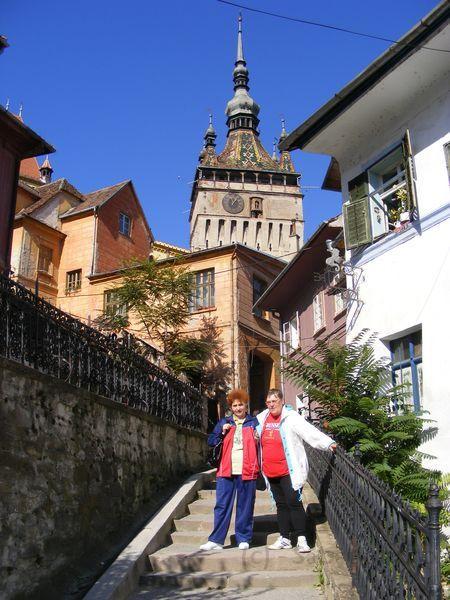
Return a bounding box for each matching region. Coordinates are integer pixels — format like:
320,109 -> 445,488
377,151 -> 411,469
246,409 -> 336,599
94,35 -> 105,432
284,331 -> 439,503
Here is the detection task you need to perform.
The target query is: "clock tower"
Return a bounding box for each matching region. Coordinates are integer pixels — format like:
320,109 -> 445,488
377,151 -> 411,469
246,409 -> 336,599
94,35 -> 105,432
189,15 -> 303,259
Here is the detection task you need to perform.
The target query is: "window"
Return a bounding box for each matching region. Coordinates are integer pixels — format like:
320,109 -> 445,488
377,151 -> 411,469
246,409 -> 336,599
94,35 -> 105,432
66,269 -> 82,292
104,290 -> 127,317
312,292 -> 325,333
189,269 -> 215,313
252,276 -> 267,318
444,142 -> 450,185
38,246 -> 53,274
282,313 -> 300,355
343,130 -> 417,250
119,212 -> 131,236
390,330 -> 423,412
334,290 -> 347,315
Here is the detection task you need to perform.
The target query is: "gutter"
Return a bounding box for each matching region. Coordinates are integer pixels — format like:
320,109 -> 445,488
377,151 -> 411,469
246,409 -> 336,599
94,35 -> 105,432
281,1 -> 450,151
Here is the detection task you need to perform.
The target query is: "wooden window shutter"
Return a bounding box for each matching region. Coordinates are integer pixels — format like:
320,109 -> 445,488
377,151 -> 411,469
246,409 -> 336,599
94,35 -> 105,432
347,172 -> 369,203
402,129 -> 418,217
343,197 -> 372,249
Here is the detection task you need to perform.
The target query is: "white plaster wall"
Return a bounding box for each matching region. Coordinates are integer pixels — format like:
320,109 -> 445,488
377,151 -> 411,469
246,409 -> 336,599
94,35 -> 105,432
340,82 -> 450,472
347,217 -> 450,471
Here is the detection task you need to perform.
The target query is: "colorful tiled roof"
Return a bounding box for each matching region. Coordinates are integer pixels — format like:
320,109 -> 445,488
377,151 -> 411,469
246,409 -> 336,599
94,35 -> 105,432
215,129 -> 282,172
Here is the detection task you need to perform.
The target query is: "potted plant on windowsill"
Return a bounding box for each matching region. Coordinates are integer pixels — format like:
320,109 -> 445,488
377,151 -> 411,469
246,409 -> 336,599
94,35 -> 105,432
389,189 -> 410,232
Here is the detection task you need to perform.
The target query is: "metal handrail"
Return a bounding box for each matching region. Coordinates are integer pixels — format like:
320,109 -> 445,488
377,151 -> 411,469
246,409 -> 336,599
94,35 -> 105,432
0,274 -> 205,432
306,443 -> 443,599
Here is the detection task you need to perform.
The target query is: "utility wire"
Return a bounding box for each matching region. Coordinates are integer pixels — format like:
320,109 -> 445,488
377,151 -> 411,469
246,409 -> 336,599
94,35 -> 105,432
217,0 -> 450,53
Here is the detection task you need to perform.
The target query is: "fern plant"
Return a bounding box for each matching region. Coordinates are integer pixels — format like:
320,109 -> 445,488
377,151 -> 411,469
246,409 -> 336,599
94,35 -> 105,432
284,331 -> 439,503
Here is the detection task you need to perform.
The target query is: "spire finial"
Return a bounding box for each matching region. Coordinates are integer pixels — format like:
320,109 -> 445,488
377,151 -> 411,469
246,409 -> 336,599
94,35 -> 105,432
204,113 -> 217,148
5,98 -> 10,111
280,117 -> 287,141
237,13 -> 244,62
18,102 -> 23,118
272,138 -> 278,161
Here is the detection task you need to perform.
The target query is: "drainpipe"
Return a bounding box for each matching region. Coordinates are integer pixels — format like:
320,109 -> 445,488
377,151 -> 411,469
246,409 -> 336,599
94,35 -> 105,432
90,207 -> 99,276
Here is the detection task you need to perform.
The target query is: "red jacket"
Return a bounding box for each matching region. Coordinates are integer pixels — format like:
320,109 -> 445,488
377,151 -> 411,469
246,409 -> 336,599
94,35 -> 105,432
216,422 -> 259,480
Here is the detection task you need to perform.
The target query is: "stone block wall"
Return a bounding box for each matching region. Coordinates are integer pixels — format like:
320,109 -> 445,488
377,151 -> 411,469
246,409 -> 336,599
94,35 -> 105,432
0,357 -> 207,599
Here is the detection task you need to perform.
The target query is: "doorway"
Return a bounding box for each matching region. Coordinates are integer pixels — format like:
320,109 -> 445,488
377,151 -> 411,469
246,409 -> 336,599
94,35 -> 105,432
248,351 -> 273,414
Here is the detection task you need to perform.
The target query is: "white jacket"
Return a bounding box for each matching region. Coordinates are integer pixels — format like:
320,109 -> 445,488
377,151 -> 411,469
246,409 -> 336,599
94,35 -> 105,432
257,405 -> 334,491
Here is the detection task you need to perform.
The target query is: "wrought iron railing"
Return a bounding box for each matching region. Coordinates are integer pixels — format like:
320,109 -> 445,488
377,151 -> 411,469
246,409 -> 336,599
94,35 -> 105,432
306,444 -> 443,600
0,274 -> 205,431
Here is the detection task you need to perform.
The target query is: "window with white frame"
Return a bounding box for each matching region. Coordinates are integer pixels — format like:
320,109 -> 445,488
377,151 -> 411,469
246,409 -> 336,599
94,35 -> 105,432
282,312 -> 300,356
312,292 -> 325,333
104,290 -> 127,317
390,330 -> 422,412
189,269 -> 215,313
334,290 -> 347,315
66,269 -> 82,292
343,130 -> 417,250
119,212 -> 132,237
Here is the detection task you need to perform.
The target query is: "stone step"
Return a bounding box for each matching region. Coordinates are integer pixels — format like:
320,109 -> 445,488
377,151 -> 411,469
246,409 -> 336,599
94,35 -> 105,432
188,499 -> 274,515
170,530 -> 285,547
140,569 -> 318,590
174,513 -> 278,533
197,489 -> 269,501
149,545 -> 318,573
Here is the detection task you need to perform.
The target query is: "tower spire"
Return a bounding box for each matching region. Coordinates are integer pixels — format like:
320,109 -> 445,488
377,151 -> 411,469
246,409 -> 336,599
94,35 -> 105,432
204,113 -> 217,147
278,118 -> 295,173
39,155 -> 53,184
225,13 -> 260,135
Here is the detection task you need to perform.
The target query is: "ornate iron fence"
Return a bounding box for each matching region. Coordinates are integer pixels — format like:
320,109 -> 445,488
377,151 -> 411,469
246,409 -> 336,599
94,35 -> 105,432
0,274 -> 205,431
306,444 -> 443,600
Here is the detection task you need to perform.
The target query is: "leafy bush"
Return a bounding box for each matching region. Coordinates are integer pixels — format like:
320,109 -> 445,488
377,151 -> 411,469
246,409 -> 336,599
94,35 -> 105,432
284,331 -> 439,503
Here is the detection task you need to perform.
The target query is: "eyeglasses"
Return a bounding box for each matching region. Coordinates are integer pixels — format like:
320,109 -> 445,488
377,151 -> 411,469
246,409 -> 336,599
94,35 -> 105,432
266,398 -> 282,405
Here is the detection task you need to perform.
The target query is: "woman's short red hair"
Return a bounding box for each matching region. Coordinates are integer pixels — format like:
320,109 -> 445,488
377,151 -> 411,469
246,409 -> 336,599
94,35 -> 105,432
226,388 -> 249,407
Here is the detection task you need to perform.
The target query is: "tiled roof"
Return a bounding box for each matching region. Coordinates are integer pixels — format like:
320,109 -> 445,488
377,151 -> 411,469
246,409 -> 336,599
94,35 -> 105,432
19,178 -> 84,216
153,240 -> 189,253
18,180 -> 41,198
19,156 -> 41,181
62,180 -> 130,216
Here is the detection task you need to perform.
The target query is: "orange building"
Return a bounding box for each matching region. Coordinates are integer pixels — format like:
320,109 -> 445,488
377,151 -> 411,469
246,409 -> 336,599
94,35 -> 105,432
11,162 -> 154,325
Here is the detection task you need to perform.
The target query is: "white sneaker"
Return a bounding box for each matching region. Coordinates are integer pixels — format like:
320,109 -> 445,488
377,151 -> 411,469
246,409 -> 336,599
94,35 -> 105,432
199,541 -> 223,551
297,536 -> 311,553
238,542 -> 249,550
268,536 -> 292,550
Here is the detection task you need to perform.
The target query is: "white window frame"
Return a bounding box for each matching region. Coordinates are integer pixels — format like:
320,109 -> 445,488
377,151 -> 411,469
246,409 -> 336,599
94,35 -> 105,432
189,268 -> 215,313
119,212 -> 132,237
104,290 -> 127,317
66,269 -> 82,293
282,312 -> 300,355
37,245 -> 53,274
313,292 -> 325,333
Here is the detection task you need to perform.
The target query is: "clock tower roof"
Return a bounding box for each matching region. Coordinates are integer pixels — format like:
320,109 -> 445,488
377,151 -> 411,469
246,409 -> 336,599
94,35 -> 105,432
199,15 -> 299,175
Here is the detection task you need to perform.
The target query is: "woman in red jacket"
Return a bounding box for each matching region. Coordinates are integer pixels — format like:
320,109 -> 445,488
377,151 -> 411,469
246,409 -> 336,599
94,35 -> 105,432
200,389 -> 259,551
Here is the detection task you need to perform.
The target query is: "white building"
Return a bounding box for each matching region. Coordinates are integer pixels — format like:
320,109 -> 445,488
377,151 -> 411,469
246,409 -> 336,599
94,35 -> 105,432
281,2 -> 450,471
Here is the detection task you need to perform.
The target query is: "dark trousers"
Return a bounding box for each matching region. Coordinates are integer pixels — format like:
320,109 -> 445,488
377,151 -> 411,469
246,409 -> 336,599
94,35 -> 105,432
268,474 -> 306,540
209,475 -> 257,545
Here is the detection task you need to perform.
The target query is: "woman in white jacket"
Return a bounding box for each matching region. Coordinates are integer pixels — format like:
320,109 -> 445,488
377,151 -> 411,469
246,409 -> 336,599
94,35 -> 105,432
257,389 -> 336,553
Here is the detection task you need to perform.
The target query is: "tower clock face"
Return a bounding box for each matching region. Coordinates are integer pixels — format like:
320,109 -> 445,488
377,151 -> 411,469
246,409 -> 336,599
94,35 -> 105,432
222,192 -> 244,214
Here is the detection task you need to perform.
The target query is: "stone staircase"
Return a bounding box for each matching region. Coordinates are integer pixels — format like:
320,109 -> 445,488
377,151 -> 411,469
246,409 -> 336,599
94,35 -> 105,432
129,483 -> 324,599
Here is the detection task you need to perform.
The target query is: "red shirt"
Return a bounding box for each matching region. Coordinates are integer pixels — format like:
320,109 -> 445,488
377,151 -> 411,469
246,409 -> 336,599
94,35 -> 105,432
261,413 -> 289,478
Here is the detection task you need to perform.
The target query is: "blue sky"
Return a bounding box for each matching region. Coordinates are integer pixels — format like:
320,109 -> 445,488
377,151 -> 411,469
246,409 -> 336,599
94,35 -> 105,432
2,0 -> 437,247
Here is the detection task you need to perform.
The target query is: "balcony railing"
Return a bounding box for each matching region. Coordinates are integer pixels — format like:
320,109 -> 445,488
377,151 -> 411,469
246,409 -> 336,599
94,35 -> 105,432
306,443 -> 443,600
0,274 -> 205,431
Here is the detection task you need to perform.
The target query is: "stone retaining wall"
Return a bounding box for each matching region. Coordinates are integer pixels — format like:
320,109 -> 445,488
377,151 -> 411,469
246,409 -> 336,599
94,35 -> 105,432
0,356 -> 207,599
